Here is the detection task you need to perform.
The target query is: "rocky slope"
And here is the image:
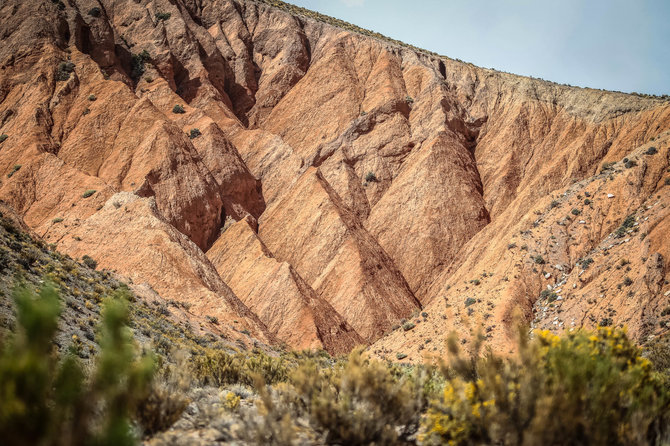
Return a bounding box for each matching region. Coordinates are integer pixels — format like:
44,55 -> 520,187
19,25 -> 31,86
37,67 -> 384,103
0,0 -> 668,356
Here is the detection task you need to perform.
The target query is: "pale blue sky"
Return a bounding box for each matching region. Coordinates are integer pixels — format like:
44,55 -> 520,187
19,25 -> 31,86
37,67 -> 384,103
289,0 -> 670,95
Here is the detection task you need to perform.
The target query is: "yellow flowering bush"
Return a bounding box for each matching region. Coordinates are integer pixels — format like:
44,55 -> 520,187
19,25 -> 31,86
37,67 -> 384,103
421,327 -> 670,445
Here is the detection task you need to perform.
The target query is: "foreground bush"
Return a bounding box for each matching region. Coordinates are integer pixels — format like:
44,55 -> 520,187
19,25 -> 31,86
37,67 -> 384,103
244,348 -> 429,445
191,347 -> 292,387
421,328 -> 670,446
0,284 -> 155,445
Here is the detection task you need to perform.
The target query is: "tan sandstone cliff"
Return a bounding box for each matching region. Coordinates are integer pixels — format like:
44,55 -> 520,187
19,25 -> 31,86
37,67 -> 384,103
0,0 -> 668,356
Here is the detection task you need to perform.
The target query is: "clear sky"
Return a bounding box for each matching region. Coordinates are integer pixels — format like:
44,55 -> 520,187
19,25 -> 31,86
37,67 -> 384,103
288,0 -> 670,96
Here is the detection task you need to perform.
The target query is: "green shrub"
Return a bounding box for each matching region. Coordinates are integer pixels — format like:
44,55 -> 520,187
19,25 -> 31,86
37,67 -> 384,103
464,297 -> 476,307
188,128 -> 201,139
532,255 -> 545,265
56,61 -> 75,81
130,51 -> 150,81
52,217 -> 64,224
88,94 -> 97,101
0,284 -> 155,445
7,164 -> 21,178
615,214 -> 635,238
82,189 -> 96,198
571,208 -> 581,216
580,257 -> 594,269
191,349 -> 291,387
81,255 -> 97,270
280,349 -> 421,444
172,104 -> 185,114
365,171 -> 378,182
135,352 -> 190,436
421,327 -> 670,445
88,7 -> 101,17
625,159 -> 638,169
0,134 -> 7,143
645,146 -> 658,155
403,321 -> 416,331
155,12 -> 171,21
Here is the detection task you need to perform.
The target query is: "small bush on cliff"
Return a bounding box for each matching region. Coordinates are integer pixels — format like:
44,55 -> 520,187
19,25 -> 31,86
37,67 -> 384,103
7,164 -> 21,178
155,12 -> 171,21
82,189 -> 96,198
188,128 -> 201,139
365,171 -> 378,182
56,61 -> 75,81
0,284 -> 156,445
172,104 -> 185,114
421,327 -> 670,445
615,214 -> 636,238
88,7 -> 101,17
0,134 -> 7,144
81,255 -> 97,270
130,51 -> 151,81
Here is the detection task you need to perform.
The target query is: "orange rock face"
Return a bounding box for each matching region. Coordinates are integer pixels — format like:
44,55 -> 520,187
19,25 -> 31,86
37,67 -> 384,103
1,0 -> 669,356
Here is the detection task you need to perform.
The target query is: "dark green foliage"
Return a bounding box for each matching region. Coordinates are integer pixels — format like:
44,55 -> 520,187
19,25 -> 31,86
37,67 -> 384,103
584,198 -> 592,205
7,164 -> 21,178
615,214 -> 636,238
188,128 -> 201,139
130,51 -> 150,81
56,62 -> 75,81
172,105 -> 185,114
532,255 -> 546,265
464,297 -> 476,307
88,94 -> 97,101
539,289 -> 558,302
580,257 -> 594,269
623,276 -> 633,286
571,208 -> 581,216
0,285 -> 155,445
155,12 -> 171,21
88,7 -> 101,17
403,321 -> 416,331
645,146 -> 658,155
82,189 -> 96,198
549,200 -> 559,209
0,134 -> 7,144
82,255 -> 97,270
365,171 -> 378,182
624,159 -> 638,169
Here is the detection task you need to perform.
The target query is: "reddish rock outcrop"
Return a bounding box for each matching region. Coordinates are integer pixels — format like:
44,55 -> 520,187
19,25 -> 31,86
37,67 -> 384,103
207,217 -> 363,354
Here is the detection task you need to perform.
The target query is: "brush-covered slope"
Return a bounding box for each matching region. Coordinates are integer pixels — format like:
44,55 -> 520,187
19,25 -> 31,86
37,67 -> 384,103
0,0 -> 669,356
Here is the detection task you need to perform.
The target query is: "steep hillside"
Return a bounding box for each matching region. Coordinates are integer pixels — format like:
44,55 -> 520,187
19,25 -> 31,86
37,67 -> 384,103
0,0 -> 669,357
